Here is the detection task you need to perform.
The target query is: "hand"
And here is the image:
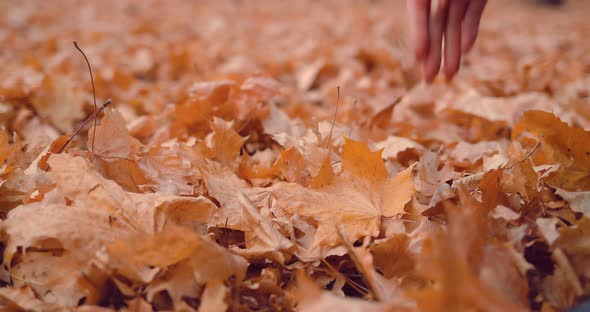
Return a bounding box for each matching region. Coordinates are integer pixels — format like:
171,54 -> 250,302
407,0 -> 487,82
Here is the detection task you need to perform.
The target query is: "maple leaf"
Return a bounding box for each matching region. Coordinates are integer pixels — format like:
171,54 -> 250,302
107,226 -> 247,310
203,117 -> 248,166
341,138 -> 388,180
6,251 -> 101,306
172,80 -> 236,137
444,89 -> 557,125
2,150 -> 211,306
86,108 -> 152,192
413,150 -> 459,197
138,142 -> 199,195
271,146 -> 310,183
230,191 -> 294,264
202,160 -> 269,230
1,198 -> 133,265
3,1 -> 590,310
339,229 -> 412,305
370,234 -> 415,279
513,110 -> 590,190
310,156 -> 335,189
31,76 -> 85,133
412,188 -> 529,311
88,108 -> 142,159
105,226 -> 201,282
272,138 -> 415,250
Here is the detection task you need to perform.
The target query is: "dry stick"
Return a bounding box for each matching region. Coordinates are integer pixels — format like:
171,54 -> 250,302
292,87 -> 342,183
73,41 -> 99,153
326,86 -> 341,149
57,99 -> 112,154
320,258 -> 369,296
290,87 -> 343,183
337,227 -> 378,300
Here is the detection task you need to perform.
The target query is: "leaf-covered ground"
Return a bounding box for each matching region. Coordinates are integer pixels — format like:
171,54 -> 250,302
1,1 -> 590,311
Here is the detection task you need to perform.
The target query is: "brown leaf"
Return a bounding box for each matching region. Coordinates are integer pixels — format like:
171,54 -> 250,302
370,235 -> 415,279
555,189 -> 590,215
230,191 -> 294,264
293,270 -> 401,312
88,108 -> 142,159
205,117 -> 247,166
513,110 -> 590,190
31,76 -> 84,133
202,161 -> 268,230
272,139 -> 415,249
197,280 -> 228,312
341,137 -> 387,181
106,226 -> 201,282
413,150 -> 458,197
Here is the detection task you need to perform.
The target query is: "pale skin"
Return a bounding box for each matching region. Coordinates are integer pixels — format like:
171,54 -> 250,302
407,0 -> 488,82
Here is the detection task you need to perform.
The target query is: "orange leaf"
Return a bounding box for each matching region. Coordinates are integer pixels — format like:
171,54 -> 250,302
513,110 -> 590,190
341,137 -> 387,181
311,156 -> 335,189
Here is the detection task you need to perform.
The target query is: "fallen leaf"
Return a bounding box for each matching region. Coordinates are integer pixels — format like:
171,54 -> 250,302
513,111 -> 590,190
231,191 -> 294,263
555,189 -> 590,215
31,76 -> 84,133
272,139 -> 415,249
197,280 -> 228,312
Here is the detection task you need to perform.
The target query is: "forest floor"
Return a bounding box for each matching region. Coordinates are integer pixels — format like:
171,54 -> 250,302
1,0 -> 590,311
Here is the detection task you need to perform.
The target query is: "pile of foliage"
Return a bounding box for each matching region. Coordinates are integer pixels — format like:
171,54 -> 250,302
0,1 -> 589,311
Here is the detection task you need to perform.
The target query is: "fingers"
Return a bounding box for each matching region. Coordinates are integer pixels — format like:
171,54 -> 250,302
461,0 -> 487,53
444,0 -> 468,79
424,0 -> 448,82
409,0 -> 486,82
407,0 -> 431,60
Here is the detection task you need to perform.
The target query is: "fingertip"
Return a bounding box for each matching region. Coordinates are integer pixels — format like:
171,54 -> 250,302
461,0 -> 487,53
414,42 -> 428,61
461,27 -> 478,53
444,56 -> 460,79
445,66 -> 458,80
408,0 -> 431,61
423,60 -> 438,83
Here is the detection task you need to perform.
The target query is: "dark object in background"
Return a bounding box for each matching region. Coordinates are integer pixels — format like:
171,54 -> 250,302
537,0 -> 564,6
570,301 -> 590,312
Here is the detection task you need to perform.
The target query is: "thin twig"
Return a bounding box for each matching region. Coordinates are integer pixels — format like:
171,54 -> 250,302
57,99 -> 112,154
320,258 -> 369,295
337,227 -> 378,300
517,140 -> 541,164
73,41 -> 99,153
326,86 -> 341,149
506,140 -> 541,170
